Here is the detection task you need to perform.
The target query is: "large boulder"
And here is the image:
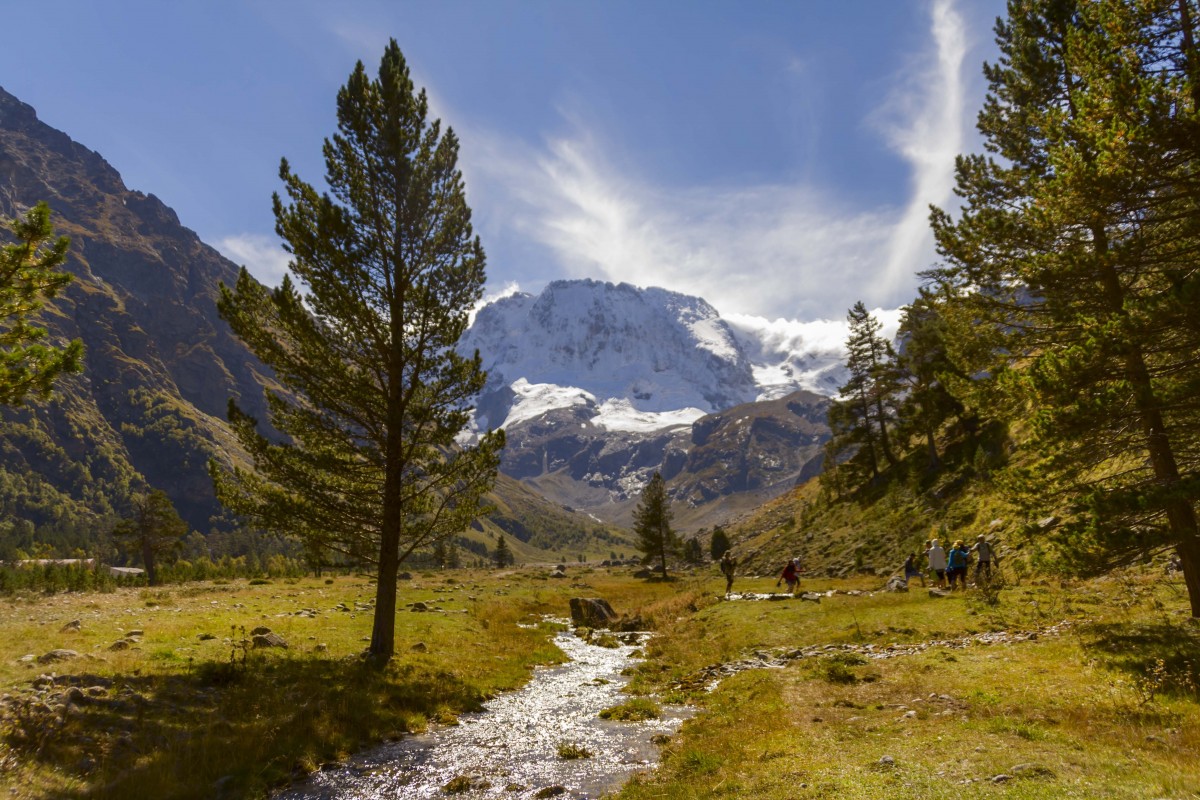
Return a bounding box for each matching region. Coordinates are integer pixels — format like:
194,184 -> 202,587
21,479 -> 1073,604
569,598 -> 617,628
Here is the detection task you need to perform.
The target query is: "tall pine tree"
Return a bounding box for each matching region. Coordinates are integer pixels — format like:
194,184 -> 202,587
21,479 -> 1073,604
928,0 -> 1200,614
633,472 -> 678,580
212,40 -> 505,658
825,302 -> 901,489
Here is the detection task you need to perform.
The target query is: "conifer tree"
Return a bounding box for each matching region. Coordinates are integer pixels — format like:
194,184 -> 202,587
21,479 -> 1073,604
825,302 -> 900,488
112,490 -> 188,587
212,40 -> 505,658
633,472 -> 678,580
709,526 -> 731,560
894,289 -> 966,470
0,202 -> 83,405
928,0 -> 1200,614
493,534 -> 512,568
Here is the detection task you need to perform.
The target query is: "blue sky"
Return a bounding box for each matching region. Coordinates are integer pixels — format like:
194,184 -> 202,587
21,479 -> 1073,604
1,0 -> 1006,324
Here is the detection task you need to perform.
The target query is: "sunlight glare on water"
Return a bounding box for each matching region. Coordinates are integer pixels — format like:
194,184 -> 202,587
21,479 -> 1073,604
276,628 -> 691,799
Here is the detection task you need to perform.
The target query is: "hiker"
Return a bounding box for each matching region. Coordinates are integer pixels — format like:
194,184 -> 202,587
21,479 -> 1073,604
776,557 -> 801,595
946,540 -> 970,589
970,534 -> 996,584
719,551 -> 737,595
903,552 -> 925,586
925,539 -> 947,587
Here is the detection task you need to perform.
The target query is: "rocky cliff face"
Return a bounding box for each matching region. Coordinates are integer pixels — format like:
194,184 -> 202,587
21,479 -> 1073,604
0,86 -> 272,530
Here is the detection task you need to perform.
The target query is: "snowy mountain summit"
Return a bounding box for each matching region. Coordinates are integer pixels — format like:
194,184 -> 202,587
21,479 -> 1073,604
462,279 -> 845,434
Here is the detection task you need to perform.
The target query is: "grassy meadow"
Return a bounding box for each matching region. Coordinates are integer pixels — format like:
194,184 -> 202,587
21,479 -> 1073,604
1,565 -> 1198,799
617,569 -> 1200,800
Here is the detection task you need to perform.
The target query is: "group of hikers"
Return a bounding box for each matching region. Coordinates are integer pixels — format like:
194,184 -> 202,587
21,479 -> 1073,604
904,534 -> 997,589
716,532 -> 999,596
717,551 -> 805,596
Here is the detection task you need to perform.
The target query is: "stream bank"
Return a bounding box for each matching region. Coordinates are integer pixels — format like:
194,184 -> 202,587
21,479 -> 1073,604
276,625 -> 691,799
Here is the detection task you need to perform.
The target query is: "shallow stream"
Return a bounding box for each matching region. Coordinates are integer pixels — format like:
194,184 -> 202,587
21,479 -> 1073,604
276,626 -> 691,799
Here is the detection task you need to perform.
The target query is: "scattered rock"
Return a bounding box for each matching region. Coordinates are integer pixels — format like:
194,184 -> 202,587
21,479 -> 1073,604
108,640 -> 132,651
410,602 -> 429,612
314,643 -> 328,653
410,642 -> 428,653
799,592 -> 822,603
64,686 -> 86,705
250,626 -> 272,636
569,598 -> 617,628
1036,516 -> 1059,531
60,619 -> 82,633
38,649 -> 79,664
991,774 -> 1012,784
632,568 -> 653,579
126,629 -> 144,638
885,577 -> 908,593
928,588 -> 951,598
252,632 -> 289,649
198,633 -> 217,641
879,755 -> 895,767
1010,763 -> 1055,780
18,654 -> 35,663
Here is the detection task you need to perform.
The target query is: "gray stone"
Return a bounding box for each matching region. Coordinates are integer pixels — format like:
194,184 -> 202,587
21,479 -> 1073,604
885,576 -> 909,592
569,598 -> 617,628
252,632 -> 288,649
1011,763 -> 1055,779
108,640 -> 132,651
991,774 -> 1012,784
928,588 -> 951,598
1036,516 -> 1059,531
250,626 -> 272,636
60,619 -> 82,633
410,641 -> 428,653
125,629 -> 144,638
799,592 -> 822,603
879,755 -> 895,767
37,649 -> 79,664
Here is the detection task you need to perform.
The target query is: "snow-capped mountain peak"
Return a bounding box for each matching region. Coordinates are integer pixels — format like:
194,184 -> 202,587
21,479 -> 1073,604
460,279 -> 850,433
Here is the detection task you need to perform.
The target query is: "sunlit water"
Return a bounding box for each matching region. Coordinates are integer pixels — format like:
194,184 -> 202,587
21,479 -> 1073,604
276,628 -> 691,799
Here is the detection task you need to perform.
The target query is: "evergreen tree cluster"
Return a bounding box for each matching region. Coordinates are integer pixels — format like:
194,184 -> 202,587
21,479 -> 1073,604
825,0 -> 1200,616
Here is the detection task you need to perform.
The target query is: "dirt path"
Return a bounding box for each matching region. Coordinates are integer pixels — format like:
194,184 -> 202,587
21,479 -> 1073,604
673,620 -> 1073,692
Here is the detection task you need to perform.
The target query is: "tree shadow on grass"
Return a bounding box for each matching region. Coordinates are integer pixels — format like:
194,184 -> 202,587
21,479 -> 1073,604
1078,619 -> 1200,701
4,654 -> 488,800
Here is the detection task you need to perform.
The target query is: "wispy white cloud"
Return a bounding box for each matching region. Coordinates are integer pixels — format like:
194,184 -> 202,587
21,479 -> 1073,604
459,0 -> 973,321
871,0 -> 968,298
215,234 -> 291,287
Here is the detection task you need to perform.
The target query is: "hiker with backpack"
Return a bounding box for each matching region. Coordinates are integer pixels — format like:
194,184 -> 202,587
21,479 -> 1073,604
719,550 -> 737,596
776,557 -> 801,595
946,540 -> 971,590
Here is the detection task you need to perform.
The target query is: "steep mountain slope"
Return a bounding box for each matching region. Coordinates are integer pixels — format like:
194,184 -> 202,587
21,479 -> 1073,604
0,87 -> 633,561
0,86 -> 272,532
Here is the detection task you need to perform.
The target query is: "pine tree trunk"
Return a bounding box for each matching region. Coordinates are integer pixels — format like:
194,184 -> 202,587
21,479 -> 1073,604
142,540 -> 157,587
1176,536 -> 1200,618
371,475 -> 401,659
924,423 -> 940,470
875,396 -> 896,467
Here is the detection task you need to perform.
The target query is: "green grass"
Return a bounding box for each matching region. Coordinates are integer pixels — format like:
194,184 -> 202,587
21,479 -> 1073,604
3,567 -> 1197,800
0,569 -> 678,799
599,697 -> 662,721
614,569 -> 1200,800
